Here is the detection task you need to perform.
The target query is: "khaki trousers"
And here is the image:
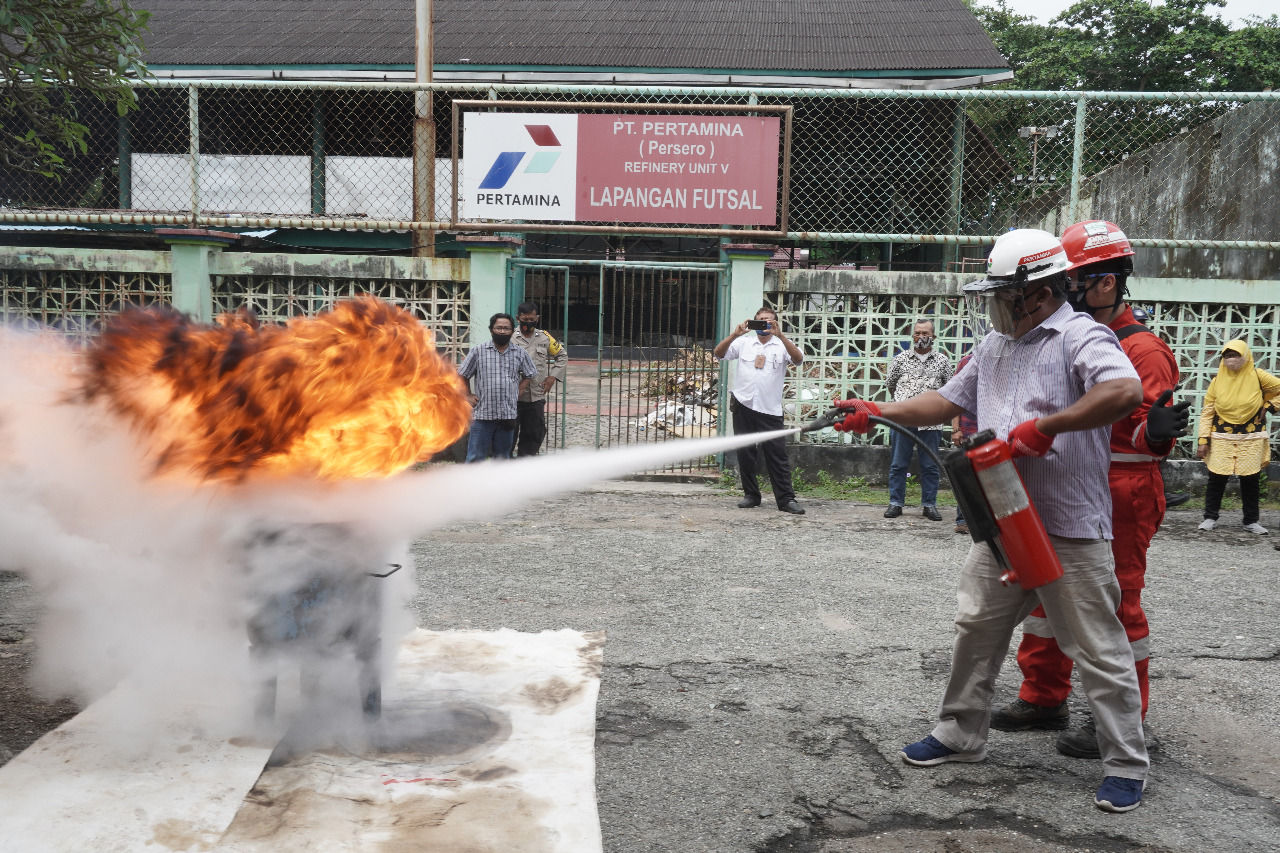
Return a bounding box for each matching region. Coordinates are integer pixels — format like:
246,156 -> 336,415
931,536 -> 1148,780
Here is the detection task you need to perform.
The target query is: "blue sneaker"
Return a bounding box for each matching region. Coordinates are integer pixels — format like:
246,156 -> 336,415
1095,776 -> 1145,812
900,735 -> 986,767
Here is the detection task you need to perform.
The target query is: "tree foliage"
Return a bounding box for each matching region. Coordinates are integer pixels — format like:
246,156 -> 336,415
0,0 -> 149,178
958,0 -> 1280,233
970,0 -> 1280,92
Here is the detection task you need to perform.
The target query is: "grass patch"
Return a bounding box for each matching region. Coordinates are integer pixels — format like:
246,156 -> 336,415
792,468 -> 959,506
717,467 -> 958,505
718,466 -> 1280,510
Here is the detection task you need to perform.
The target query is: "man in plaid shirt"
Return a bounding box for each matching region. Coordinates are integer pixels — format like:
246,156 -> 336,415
458,313 -> 537,462
883,319 -> 952,520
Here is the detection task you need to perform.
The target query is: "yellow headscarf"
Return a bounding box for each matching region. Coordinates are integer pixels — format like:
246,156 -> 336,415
1209,340 -> 1263,424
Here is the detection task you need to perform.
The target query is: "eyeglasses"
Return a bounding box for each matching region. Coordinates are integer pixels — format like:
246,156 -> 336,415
1065,272 -> 1106,289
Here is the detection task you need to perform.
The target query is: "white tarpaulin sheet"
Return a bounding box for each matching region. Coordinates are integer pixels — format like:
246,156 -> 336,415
220,627 -> 605,852
0,628 -> 604,852
0,687 -> 275,852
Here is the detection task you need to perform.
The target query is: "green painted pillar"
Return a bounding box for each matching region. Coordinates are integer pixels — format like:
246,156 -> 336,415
722,243 -> 774,331
458,235 -> 524,347
717,244 -> 776,449
155,228 -> 238,322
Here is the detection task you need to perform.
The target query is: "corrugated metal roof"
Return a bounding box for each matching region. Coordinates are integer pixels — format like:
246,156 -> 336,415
135,0 -> 1008,74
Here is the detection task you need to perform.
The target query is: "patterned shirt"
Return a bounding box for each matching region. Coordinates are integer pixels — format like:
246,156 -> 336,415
458,340 -> 537,421
938,302 -> 1139,540
886,347 -> 952,430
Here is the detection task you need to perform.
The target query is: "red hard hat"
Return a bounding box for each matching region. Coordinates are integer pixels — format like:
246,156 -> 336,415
1060,220 -> 1135,271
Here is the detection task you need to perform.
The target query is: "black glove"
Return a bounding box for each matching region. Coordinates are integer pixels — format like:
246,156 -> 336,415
1146,389 -> 1191,443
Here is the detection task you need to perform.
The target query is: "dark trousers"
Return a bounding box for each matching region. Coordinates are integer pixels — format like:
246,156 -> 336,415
731,396 -> 795,507
465,419 -> 516,462
514,400 -> 547,457
1204,471 -> 1260,525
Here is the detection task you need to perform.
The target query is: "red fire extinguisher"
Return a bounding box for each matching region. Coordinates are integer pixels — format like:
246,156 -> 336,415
803,409 -> 1064,590
947,430 -> 1064,589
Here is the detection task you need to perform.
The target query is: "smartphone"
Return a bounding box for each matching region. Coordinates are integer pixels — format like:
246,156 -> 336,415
746,320 -> 769,331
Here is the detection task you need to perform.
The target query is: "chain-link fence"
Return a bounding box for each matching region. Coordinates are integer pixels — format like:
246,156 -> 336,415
2,81 -> 1278,266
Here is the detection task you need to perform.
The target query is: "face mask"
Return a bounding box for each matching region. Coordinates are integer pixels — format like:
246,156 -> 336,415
491,332 -> 512,346
1065,282 -> 1093,313
913,335 -> 933,351
519,321 -> 537,334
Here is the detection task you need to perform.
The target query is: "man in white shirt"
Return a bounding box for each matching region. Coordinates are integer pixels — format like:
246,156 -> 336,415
713,306 -> 806,514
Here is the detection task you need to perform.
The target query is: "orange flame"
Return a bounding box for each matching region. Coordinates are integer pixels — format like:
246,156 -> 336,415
79,296 -> 471,481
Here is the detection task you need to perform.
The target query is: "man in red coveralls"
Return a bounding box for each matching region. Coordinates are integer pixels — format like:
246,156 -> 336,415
989,220 -> 1190,758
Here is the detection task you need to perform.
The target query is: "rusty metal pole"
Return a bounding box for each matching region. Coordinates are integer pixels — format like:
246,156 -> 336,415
413,0 -> 436,257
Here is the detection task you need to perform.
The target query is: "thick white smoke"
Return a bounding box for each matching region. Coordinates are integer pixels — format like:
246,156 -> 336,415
0,326 -> 793,741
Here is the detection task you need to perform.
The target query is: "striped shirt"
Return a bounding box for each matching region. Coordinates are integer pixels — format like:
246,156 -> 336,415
458,340 -> 537,421
938,302 -> 1138,540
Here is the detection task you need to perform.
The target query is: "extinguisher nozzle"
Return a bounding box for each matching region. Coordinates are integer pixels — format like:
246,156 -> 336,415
801,408 -> 845,433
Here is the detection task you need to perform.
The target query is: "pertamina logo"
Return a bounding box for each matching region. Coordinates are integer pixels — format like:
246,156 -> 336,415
478,124 -> 563,190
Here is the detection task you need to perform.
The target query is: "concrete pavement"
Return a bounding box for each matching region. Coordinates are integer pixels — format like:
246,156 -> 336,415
412,481 -> 1280,852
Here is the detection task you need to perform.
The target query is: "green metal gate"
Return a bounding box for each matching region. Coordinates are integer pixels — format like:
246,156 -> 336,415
511,258 -> 728,472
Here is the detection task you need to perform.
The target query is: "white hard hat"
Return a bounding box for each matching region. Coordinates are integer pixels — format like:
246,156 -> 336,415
964,229 -> 1070,294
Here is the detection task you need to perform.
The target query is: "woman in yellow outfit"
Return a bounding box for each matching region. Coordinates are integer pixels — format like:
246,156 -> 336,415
1196,340 -> 1280,533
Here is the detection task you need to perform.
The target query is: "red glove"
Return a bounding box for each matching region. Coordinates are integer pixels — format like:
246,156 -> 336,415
1007,418 -> 1054,458
831,399 -> 881,434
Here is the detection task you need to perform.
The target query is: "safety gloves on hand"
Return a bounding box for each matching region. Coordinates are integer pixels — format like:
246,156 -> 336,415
1146,389 -> 1191,443
831,398 -> 882,434
1008,418 -> 1054,458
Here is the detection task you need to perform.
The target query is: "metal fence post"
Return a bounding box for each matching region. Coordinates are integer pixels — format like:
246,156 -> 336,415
1068,94 -> 1087,224
117,114 -> 132,210
948,99 -> 967,269
188,85 -> 200,224
311,92 -> 326,216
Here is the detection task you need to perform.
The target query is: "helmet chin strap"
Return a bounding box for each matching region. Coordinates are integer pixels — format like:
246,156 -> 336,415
1013,283 -> 1048,323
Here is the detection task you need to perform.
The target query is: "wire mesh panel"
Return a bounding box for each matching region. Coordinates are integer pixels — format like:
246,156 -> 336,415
212,276 -> 470,361
1138,299 -> 1280,452
770,285 -> 1280,458
768,290 -> 971,446
0,267 -> 172,343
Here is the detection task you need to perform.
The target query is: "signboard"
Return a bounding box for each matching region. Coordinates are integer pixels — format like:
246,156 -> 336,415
461,112 -> 781,226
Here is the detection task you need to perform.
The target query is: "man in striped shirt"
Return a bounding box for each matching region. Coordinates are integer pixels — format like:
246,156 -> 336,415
831,229 -> 1148,813
458,313 -> 537,463
991,219 -> 1187,758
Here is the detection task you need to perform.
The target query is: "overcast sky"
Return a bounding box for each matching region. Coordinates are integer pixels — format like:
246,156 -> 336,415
997,0 -> 1274,27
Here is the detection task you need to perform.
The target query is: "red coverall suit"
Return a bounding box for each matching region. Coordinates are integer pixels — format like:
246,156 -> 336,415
1015,305 -> 1177,717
